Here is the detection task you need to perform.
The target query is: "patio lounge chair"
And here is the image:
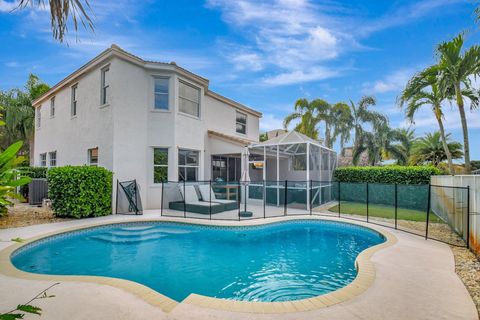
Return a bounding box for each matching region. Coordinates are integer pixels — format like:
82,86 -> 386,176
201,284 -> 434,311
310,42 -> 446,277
168,185 -> 227,214
197,184 -> 238,211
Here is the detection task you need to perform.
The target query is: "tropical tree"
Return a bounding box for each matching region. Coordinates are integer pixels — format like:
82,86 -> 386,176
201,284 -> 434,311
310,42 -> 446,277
436,34 -> 480,173
326,102 -> 353,151
398,66 -> 456,174
410,132 -> 463,167
283,98 -> 330,140
0,74 -> 50,157
16,0 -> 94,42
383,128 -> 416,165
349,96 -> 388,165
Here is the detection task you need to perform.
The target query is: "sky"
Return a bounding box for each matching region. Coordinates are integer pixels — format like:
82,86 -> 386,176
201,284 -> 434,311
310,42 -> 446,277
0,0 -> 479,159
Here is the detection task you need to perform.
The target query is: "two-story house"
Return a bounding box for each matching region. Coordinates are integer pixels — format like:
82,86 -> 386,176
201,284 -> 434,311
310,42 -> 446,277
32,45 -> 262,209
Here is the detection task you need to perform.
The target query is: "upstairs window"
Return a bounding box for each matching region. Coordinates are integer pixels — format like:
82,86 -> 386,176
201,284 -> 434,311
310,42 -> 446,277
179,81 -> 200,117
236,111 -> 247,134
71,85 -> 78,117
88,148 -> 98,166
50,97 -> 55,117
36,107 -> 41,128
153,148 -> 168,183
154,78 -> 169,110
40,153 -> 47,167
178,149 -> 199,181
49,151 -> 57,167
101,67 -> 109,105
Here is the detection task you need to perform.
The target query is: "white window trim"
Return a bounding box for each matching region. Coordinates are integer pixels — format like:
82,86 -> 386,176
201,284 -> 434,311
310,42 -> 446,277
88,147 -> 99,166
178,148 -> 200,182
50,97 -> 55,118
152,76 -> 170,112
71,84 -> 78,118
235,110 -> 247,135
39,153 -> 47,167
100,66 -> 110,106
48,151 -> 57,168
178,80 -> 201,119
152,147 -> 169,184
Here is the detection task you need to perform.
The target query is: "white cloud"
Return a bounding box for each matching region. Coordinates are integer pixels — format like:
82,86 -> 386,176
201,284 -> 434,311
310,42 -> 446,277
230,52 -> 264,71
362,69 -> 414,94
0,0 -> 16,12
263,67 -> 339,85
260,113 -> 285,131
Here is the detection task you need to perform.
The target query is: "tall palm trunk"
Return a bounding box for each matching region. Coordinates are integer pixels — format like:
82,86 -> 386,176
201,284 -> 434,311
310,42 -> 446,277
434,105 -> 455,175
455,84 -> 471,173
324,123 -> 331,148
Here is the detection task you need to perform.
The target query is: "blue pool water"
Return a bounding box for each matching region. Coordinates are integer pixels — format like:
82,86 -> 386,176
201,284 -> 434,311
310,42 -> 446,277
11,220 -> 384,302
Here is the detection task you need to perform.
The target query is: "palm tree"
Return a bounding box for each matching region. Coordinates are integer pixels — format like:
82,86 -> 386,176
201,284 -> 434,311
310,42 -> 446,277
329,102 -> 353,155
16,0 -> 94,42
283,98 -> 330,140
383,128 -> 416,165
398,66 -> 456,174
0,74 -> 50,157
436,34 -> 480,173
349,96 -> 388,165
410,132 -> 463,167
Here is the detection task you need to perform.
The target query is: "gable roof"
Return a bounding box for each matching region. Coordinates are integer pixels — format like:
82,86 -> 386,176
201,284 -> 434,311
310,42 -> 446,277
250,130 -> 333,151
32,45 -> 262,117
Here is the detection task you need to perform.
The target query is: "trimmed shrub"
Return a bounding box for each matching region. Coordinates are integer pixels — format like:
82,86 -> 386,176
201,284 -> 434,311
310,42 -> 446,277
18,166 -> 48,179
333,166 -> 441,185
47,166 -> 113,218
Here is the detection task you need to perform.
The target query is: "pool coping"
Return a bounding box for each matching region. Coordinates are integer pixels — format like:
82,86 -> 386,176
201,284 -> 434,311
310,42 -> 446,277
0,215 -> 397,314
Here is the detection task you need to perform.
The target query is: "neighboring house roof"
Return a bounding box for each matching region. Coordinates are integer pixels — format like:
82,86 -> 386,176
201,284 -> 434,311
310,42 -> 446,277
32,44 -> 262,117
207,130 -> 257,146
250,130 -> 333,151
473,169 -> 480,175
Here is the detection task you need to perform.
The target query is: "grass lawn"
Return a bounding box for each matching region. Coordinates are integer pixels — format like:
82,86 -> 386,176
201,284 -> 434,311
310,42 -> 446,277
328,202 -> 441,222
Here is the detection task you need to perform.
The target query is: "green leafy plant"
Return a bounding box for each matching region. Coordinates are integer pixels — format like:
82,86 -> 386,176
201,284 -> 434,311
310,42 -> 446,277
0,141 -> 31,216
333,165 -> 441,185
47,166 -> 112,218
0,283 -> 58,320
11,237 -> 24,243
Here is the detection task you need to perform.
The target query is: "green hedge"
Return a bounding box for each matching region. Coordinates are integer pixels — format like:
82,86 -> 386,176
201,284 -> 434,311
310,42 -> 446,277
18,166 -> 48,179
333,166 -> 441,185
47,166 -> 113,218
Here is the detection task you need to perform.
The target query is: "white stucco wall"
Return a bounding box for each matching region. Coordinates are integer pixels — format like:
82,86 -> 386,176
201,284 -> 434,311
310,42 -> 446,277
34,52 -> 261,211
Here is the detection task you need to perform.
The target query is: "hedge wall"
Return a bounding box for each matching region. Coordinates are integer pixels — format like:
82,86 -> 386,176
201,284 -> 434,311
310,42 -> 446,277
47,166 -> 113,218
18,166 -> 48,179
333,166 -> 441,185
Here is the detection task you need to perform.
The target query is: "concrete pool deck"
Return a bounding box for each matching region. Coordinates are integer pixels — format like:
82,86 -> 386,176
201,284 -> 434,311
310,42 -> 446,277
0,213 -> 477,320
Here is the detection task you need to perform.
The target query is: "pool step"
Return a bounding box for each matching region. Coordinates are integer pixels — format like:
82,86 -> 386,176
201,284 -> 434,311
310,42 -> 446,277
90,233 -> 166,244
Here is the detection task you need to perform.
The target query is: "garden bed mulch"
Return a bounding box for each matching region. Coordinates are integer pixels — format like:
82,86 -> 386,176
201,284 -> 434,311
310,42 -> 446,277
0,203 -> 70,229
451,246 -> 480,318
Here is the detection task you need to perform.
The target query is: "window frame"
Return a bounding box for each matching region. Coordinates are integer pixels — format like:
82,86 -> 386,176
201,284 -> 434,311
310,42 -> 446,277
178,148 -> 200,182
88,147 -> 99,166
71,84 -> 78,117
153,147 -> 169,183
48,151 -> 57,167
235,111 -> 247,135
153,77 -> 170,111
100,66 -> 109,106
178,80 -> 200,118
50,97 -> 55,117
39,153 -> 47,167
36,107 -> 41,129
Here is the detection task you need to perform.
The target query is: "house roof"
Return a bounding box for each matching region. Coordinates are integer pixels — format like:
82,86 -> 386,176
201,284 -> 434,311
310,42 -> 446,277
250,130 -> 334,152
32,44 -> 262,117
207,130 -> 257,146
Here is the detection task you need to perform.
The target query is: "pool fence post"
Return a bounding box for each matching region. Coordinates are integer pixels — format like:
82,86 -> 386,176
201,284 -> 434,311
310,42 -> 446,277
466,186 -> 470,249
425,184 -> 431,240
284,180 -> 288,216
238,183 -> 241,219
338,181 -> 341,218
183,180 -> 186,218
366,182 -> 369,222
263,180 -> 266,219
394,183 -> 398,229
115,179 -> 119,215
160,180 -> 164,216
309,180 -> 312,215
243,182 -> 247,221
209,180 -> 212,220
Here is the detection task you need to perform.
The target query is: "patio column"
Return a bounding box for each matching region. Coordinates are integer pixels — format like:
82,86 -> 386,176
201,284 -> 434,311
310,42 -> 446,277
306,142 -> 310,212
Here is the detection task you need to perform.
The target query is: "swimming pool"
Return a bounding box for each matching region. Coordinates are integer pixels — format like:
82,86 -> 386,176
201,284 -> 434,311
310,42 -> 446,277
11,220 -> 385,302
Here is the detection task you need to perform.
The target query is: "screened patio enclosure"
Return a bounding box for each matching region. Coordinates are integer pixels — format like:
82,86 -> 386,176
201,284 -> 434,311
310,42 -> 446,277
245,131 -> 337,211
